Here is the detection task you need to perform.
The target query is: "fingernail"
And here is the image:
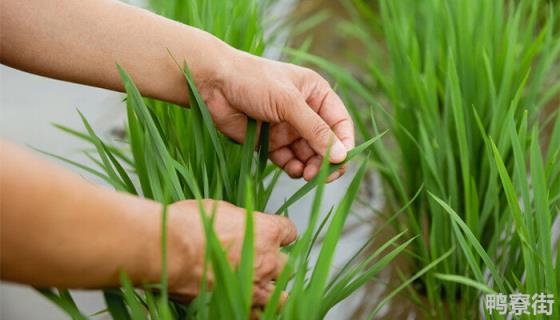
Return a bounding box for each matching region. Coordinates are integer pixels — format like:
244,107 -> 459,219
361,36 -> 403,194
330,140 -> 347,163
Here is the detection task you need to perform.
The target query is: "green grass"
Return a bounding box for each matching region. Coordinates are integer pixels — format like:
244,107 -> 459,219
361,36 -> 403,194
288,0 -> 560,318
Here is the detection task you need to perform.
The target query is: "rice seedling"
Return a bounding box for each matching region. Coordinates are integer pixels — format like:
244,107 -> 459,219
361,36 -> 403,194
38,62 -> 405,320
287,0 -> 560,318
35,1 -> 416,319
431,111 -> 560,319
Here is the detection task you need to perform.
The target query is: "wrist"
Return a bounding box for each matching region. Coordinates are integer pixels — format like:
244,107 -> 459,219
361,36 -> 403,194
102,192 -> 167,286
160,203 -> 194,292
98,190 -> 200,294
124,198 -> 196,293
182,29 -> 237,99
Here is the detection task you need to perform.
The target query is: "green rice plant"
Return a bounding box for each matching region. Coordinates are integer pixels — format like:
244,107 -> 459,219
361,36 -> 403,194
34,1 -> 419,319
287,0 -> 560,318
431,111 -> 560,319
39,64 -> 407,319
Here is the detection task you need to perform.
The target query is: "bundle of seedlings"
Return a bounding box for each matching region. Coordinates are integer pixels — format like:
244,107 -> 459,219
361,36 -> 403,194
288,0 -> 560,318
35,0 -> 414,319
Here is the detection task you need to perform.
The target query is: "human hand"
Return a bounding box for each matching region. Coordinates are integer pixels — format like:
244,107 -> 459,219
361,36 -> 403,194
195,47 -> 355,182
165,200 -> 297,306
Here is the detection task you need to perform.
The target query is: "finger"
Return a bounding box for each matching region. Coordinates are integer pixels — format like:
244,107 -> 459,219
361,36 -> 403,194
252,282 -> 288,311
269,147 -> 295,168
284,159 -> 304,178
269,122 -> 301,152
308,86 -> 355,150
283,91 -> 347,163
326,171 -> 341,183
266,215 -> 297,246
332,114 -> 355,150
303,155 -> 322,181
255,250 -> 289,281
327,164 -> 347,183
269,147 -> 304,178
252,281 -> 275,307
290,138 -> 315,163
303,158 -> 346,183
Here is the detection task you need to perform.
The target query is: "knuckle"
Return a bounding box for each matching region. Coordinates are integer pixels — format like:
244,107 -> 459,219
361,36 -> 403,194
260,255 -> 277,275
297,66 -> 318,80
255,217 -> 281,242
302,67 -> 330,89
282,218 -> 297,243
302,67 -> 320,79
254,253 -> 265,271
311,122 -> 332,140
316,76 -> 331,91
267,222 -> 282,241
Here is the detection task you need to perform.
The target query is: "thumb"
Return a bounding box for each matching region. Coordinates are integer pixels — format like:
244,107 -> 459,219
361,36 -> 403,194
283,92 -> 347,163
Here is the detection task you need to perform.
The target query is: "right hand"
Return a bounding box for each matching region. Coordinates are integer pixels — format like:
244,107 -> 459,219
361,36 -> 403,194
193,44 -> 355,182
165,199 -> 297,306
